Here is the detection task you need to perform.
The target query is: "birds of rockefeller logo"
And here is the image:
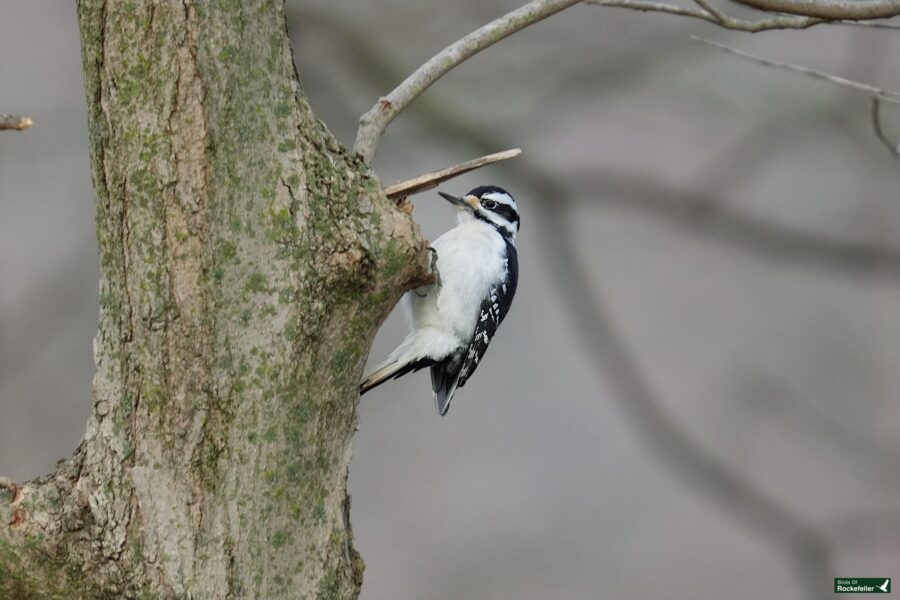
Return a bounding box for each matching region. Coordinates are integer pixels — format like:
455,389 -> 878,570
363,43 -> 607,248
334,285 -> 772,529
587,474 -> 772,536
834,578 -> 891,594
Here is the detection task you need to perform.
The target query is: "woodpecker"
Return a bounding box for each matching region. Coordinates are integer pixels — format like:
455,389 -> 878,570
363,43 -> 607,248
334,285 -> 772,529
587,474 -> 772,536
360,185 -> 520,415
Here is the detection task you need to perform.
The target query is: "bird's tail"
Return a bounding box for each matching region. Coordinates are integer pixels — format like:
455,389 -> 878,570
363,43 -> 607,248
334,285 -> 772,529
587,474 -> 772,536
359,361 -> 404,395
359,328 -> 458,396
359,358 -> 431,395
430,360 -> 462,416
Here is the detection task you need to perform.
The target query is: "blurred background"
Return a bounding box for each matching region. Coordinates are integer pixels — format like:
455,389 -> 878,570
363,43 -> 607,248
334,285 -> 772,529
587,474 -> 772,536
2,2 -> 899,598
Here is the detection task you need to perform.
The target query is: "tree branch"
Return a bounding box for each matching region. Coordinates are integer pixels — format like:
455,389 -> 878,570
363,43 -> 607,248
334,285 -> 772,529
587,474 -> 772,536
384,148 -> 522,201
871,97 -> 900,159
0,114 -> 33,131
588,0 -> 900,30
588,0 -> 821,30
734,0 -> 900,19
693,36 -> 900,157
692,36 -> 900,104
588,0 -> 717,22
353,0 -> 582,163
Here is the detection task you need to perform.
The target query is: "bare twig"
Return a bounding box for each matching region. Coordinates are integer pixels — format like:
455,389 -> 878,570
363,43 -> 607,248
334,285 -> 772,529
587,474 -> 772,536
384,148 -> 522,201
871,97 -> 900,159
0,115 -> 33,131
734,0 -> 900,20
353,0 -> 582,163
587,0 -> 900,30
849,19 -> 900,28
587,0 -> 716,21
588,0 -> 822,30
692,36 -> 900,105
694,36 -> 900,157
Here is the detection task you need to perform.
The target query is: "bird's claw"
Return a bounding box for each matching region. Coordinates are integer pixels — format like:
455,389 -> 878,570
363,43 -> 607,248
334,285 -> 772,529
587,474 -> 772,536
428,247 -> 442,289
415,247 -> 441,297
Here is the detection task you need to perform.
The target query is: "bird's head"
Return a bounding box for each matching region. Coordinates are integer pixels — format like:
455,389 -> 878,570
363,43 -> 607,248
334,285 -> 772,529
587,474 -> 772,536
438,185 -> 520,241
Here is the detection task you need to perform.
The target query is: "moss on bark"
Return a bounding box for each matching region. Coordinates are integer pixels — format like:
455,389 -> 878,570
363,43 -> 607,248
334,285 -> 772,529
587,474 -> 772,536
0,1 -> 427,598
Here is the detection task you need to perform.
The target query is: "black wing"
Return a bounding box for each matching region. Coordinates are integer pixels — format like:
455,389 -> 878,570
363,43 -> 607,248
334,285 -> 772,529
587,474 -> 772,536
457,239 -> 518,389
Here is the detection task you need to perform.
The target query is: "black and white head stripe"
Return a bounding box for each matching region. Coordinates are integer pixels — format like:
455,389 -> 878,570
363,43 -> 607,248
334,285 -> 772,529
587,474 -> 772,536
468,185 -> 520,239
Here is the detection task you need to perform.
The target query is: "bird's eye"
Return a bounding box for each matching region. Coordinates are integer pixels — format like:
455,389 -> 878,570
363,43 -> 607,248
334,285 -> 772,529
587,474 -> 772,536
482,200 -> 498,210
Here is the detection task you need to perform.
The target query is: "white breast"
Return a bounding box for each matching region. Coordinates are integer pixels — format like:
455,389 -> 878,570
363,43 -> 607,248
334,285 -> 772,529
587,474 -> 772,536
404,220 -> 508,343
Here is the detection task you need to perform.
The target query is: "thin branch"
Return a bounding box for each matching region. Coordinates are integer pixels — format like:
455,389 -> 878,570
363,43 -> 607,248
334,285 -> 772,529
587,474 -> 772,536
384,148 -> 522,201
694,36 -> 900,157
587,0 -> 900,30
692,36 -> 900,104
588,0 -> 822,30
849,19 -> 900,28
588,0 -> 717,21
0,115 -> 33,131
353,0 -> 582,163
690,0 -> 729,22
696,0 -> 825,28
871,97 -> 900,159
734,0 -> 900,20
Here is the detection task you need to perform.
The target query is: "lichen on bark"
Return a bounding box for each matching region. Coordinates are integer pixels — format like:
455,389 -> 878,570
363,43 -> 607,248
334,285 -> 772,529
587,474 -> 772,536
0,1 -> 428,598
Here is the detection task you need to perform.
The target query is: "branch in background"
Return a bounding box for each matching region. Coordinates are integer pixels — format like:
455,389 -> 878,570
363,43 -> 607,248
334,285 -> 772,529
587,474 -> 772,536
588,0 -> 900,31
871,97 -> 900,159
693,37 -> 900,104
734,0 -> 900,19
587,0 -> 822,30
353,0 -> 582,163
694,36 -> 900,158
0,114 -> 33,131
384,148 -> 522,201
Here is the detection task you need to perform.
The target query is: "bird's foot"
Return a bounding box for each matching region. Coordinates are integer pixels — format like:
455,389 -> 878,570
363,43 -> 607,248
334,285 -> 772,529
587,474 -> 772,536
428,247 -> 442,289
414,247 -> 441,297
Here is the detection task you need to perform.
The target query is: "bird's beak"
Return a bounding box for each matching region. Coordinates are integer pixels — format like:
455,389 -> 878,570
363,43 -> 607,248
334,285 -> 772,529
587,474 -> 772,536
439,191 -> 480,211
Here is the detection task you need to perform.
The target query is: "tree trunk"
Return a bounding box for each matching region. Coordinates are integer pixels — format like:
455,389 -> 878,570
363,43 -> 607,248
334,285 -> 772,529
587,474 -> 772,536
0,2 -> 427,598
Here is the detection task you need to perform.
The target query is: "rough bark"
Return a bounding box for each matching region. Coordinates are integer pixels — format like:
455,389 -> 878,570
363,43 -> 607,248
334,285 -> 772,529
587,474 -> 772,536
0,1 -> 428,598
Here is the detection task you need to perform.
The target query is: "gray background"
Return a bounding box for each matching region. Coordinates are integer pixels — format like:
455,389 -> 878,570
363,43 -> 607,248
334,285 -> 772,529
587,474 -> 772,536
2,2 -> 899,599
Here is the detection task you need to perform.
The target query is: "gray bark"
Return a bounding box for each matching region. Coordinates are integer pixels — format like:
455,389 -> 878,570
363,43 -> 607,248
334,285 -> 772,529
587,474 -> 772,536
0,2 -> 428,598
